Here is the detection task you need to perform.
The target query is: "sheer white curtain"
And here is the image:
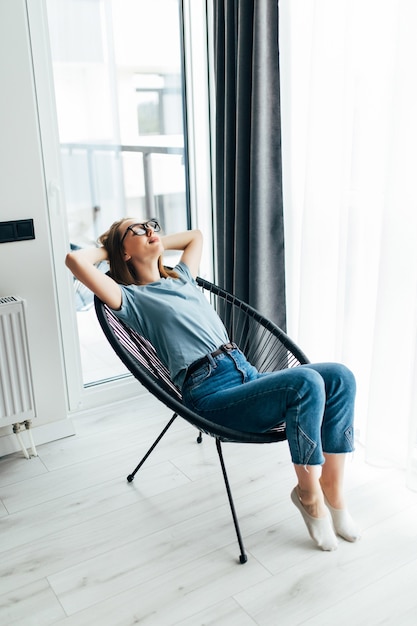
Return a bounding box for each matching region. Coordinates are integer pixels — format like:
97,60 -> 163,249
279,0 -> 417,488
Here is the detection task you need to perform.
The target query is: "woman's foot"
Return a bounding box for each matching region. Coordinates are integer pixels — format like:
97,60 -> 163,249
323,495 -> 361,542
291,487 -> 338,551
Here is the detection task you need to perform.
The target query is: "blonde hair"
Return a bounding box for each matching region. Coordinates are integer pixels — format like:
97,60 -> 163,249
98,218 -> 178,285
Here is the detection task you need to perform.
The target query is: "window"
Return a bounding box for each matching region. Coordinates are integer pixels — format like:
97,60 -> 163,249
46,0 -> 190,386
28,0 -> 212,408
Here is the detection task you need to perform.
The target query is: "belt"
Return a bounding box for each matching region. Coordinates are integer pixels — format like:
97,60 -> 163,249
184,342 -> 238,381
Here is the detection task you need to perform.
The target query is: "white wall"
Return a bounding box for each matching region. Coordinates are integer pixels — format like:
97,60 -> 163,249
0,0 -> 74,455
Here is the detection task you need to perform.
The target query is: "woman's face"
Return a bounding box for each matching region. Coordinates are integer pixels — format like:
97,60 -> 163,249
119,218 -> 163,260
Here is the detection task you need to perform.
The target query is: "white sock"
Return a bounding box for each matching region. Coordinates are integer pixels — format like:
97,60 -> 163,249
324,499 -> 361,542
291,488 -> 338,551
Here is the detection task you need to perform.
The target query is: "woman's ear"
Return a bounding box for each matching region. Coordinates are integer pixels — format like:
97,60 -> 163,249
123,252 -> 132,261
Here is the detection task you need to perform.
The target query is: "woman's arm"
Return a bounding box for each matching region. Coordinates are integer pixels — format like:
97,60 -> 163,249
161,229 -> 203,278
65,246 -> 122,310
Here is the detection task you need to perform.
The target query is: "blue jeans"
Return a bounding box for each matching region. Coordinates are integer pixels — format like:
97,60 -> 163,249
181,348 -> 356,466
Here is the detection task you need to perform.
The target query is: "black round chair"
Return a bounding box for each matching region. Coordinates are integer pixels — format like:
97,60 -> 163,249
94,276 -> 309,563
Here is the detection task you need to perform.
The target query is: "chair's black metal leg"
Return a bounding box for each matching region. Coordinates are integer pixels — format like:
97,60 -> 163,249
197,431 -> 203,444
127,413 -> 177,482
215,438 -> 248,564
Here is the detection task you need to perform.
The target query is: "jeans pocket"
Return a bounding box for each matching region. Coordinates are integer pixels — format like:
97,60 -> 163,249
185,363 -> 212,391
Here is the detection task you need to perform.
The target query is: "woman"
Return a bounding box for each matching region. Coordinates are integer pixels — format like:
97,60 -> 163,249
66,217 -> 360,551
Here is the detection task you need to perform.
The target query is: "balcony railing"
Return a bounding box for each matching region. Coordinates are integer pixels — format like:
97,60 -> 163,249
61,138 -> 186,239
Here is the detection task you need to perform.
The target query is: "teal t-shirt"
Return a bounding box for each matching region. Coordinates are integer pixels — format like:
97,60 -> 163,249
112,262 -> 229,387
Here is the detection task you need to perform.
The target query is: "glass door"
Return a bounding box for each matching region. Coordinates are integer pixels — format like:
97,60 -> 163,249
45,0 -> 189,386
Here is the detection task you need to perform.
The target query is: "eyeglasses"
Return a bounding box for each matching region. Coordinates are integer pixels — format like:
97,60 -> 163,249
120,219 -> 161,245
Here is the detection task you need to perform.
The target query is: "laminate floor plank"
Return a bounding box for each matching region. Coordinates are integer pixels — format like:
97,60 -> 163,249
173,598 -> 257,626
49,547 -> 271,626
233,505 -> 417,625
1,394 -> 416,625
299,557 -> 417,625
0,579 -> 66,626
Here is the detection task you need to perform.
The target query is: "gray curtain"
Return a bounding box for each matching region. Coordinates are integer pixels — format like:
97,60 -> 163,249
213,0 -> 286,330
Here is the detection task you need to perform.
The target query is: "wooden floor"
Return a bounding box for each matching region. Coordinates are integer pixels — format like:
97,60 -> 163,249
1,393 -> 417,625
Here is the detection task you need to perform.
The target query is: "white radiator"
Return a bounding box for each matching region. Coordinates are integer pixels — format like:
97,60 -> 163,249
0,296 -> 37,457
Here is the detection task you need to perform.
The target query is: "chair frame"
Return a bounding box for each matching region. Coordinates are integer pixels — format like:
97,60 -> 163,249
94,276 -> 309,563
